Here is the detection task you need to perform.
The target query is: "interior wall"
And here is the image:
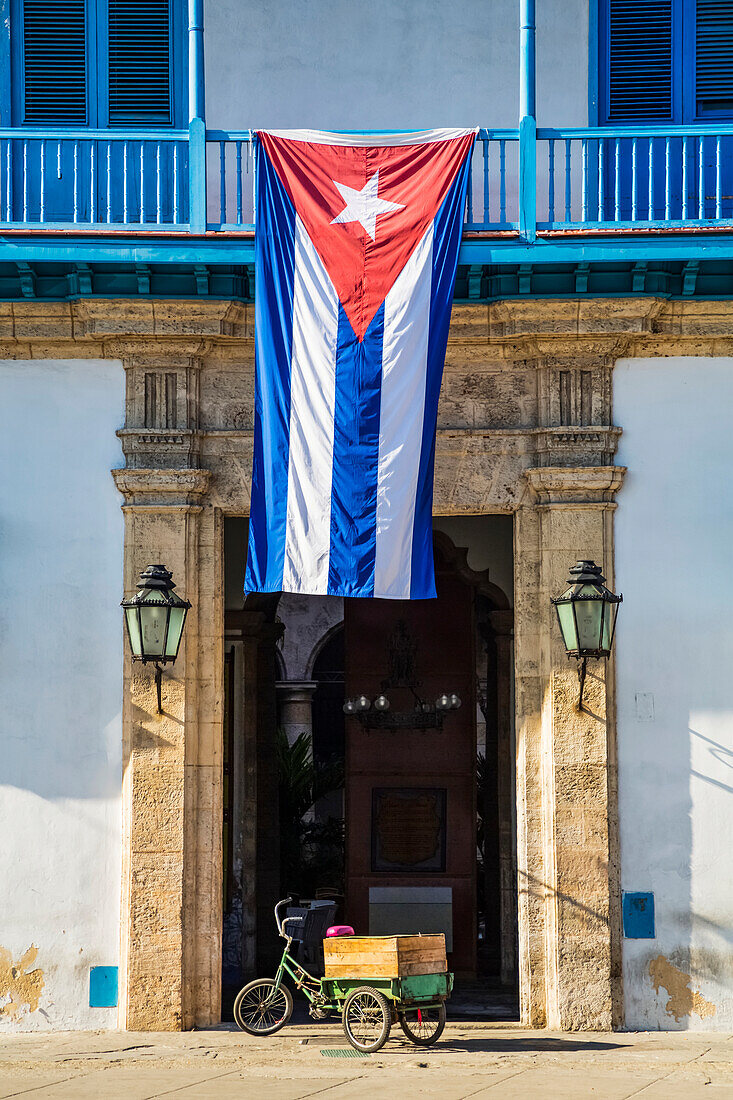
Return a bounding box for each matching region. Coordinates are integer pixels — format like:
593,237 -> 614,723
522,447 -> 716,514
0,359 -> 124,1030
615,356 -> 733,1029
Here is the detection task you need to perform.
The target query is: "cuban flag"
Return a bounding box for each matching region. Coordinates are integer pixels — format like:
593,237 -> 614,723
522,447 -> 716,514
245,127 -> 477,600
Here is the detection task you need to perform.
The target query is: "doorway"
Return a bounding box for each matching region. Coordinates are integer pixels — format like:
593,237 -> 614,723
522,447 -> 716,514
221,515 -> 517,1017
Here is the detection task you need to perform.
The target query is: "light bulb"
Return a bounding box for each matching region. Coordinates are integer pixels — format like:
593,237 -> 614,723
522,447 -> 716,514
449,693 -> 461,709
374,694 -> 390,711
356,695 -> 371,711
343,700 -> 356,715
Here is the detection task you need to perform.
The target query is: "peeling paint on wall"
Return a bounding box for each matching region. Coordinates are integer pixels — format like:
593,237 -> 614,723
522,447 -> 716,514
649,955 -> 716,1023
0,945 -> 45,1021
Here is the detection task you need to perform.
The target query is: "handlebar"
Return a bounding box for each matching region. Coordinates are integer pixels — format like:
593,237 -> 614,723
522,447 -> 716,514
274,896 -> 304,939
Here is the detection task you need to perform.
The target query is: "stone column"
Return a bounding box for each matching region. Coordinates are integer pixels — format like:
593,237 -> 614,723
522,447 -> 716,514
515,465 -> 625,1030
490,609 -> 517,989
112,466 -> 222,1030
275,681 -> 317,746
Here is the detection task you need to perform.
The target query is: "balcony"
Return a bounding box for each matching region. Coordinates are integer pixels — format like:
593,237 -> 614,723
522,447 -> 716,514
2,123 -> 733,275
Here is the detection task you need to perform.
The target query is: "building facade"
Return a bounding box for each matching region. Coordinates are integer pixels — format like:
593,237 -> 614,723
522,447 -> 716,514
1,0 -> 733,1033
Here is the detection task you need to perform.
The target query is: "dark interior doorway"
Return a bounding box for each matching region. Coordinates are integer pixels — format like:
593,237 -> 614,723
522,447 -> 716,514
221,515 -> 518,1021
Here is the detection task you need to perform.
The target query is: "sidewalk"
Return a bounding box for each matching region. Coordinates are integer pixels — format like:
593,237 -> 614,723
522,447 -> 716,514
1,1021 -> 732,1099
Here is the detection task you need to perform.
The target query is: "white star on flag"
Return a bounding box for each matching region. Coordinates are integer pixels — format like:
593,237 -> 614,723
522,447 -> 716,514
330,169 -> 405,240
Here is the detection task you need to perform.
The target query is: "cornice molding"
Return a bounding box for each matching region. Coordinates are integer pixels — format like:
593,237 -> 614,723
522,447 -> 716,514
111,467 -> 211,505
524,465 -> 626,505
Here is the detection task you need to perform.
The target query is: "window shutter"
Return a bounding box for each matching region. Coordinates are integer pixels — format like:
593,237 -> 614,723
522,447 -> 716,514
22,0 -> 87,124
108,0 -> 172,124
696,0 -> 733,115
607,0 -> 673,121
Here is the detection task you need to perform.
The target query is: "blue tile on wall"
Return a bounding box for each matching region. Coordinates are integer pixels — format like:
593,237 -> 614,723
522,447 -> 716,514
89,965 -> 118,1008
622,892 -> 655,939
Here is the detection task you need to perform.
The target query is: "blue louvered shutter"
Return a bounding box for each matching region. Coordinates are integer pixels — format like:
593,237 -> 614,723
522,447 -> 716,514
108,0 -> 172,124
22,0 -> 87,124
696,0 -> 733,115
607,0 -> 674,121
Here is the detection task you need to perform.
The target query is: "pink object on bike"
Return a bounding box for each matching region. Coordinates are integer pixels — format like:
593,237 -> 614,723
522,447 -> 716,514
326,925 -> 354,937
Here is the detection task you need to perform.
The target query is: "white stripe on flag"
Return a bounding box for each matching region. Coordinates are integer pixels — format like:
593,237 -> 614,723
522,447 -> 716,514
283,216 -> 339,594
374,222 -> 434,599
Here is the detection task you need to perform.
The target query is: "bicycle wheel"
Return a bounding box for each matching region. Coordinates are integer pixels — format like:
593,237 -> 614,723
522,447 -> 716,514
342,986 -> 391,1053
233,978 -> 294,1035
398,1002 -> 446,1046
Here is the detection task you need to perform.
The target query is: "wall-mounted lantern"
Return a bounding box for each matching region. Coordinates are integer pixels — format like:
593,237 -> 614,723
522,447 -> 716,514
551,560 -> 622,711
121,564 -> 191,713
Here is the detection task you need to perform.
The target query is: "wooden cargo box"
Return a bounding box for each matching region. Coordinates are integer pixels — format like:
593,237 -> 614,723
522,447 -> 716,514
323,934 -> 447,980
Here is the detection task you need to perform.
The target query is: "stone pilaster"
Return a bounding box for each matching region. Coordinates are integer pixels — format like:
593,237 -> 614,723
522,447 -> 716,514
112,467 -> 221,1030
515,465 -> 625,1030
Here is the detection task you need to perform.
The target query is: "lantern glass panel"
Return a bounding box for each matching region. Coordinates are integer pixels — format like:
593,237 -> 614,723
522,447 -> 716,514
139,601 -> 169,658
125,606 -> 143,658
574,584 -> 604,652
165,606 -> 187,658
556,600 -> 579,652
601,599 -> 618,652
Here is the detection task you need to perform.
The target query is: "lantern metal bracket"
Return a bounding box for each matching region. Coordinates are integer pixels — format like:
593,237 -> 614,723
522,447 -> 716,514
576,656 -> 588,712
154,663 -> 164,714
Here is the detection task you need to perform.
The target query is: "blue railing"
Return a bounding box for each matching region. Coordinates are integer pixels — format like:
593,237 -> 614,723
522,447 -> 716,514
0,129 -> 189,228
2,125 -> 733,239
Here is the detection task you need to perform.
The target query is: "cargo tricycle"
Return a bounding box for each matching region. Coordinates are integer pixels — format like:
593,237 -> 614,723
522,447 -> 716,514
233,897 -> 453,1052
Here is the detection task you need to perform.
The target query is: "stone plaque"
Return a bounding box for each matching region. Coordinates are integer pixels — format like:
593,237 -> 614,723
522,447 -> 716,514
371,787 -> 447,872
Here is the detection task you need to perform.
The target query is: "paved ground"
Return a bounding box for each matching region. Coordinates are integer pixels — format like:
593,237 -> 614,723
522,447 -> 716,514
0,1020 -> 732,1099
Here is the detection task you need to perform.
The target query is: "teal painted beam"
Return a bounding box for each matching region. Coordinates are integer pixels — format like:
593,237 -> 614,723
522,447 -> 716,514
2,234 -> 733,267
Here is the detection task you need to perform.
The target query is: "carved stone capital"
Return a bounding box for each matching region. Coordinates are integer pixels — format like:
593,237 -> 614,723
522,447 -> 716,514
117,428 -> 202,470
524,465 -> 626,506
534,426 -> 622,467
111,466 -> 211,506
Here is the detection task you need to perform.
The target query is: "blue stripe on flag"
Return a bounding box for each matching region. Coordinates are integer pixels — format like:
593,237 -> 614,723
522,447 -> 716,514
410,151 -> 474,599
245,145 -> 297,593
327,303 -> 385,597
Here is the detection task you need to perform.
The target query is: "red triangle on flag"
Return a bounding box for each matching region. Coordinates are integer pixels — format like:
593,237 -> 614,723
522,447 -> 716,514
259,131 -> 475,342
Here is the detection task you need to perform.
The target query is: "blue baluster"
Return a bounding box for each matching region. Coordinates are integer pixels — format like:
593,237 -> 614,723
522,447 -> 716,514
73,141 -> 78,223
682,136 -> 688,221
665,136 -> 671,220
173,144 -> 179,224
598,137 -> 604,222
614,138 -> 620,222
56,140 -> 61,180
5,141 -> 11,222
236,141 -> 243,225
698,136 -> 704,220
22,141 -> 27,223
564,138 -> 571,222
716,135 -> 722,219
106,143 -> 112,223
90,142 -> 96,223
631,137 -> 637,221
39,140 -> 45,223
220,140 -> 227,225
648,138 -> 653,221
581,138 -> 587,222
548,139 -> 555,225
483,138 -> 489,226
123,141 -> 129,223
499,139 -> 506,226
156,143 -> 161,224
139,142 -> 145,224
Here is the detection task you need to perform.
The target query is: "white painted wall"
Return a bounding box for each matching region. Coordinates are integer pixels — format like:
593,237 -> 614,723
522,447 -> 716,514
0,360 -> 124,1030
615,357 -> 733,1030
205,0 -> 589,130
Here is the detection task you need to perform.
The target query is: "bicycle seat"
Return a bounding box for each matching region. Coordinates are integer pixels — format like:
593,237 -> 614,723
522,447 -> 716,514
326,924 -> 354,937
